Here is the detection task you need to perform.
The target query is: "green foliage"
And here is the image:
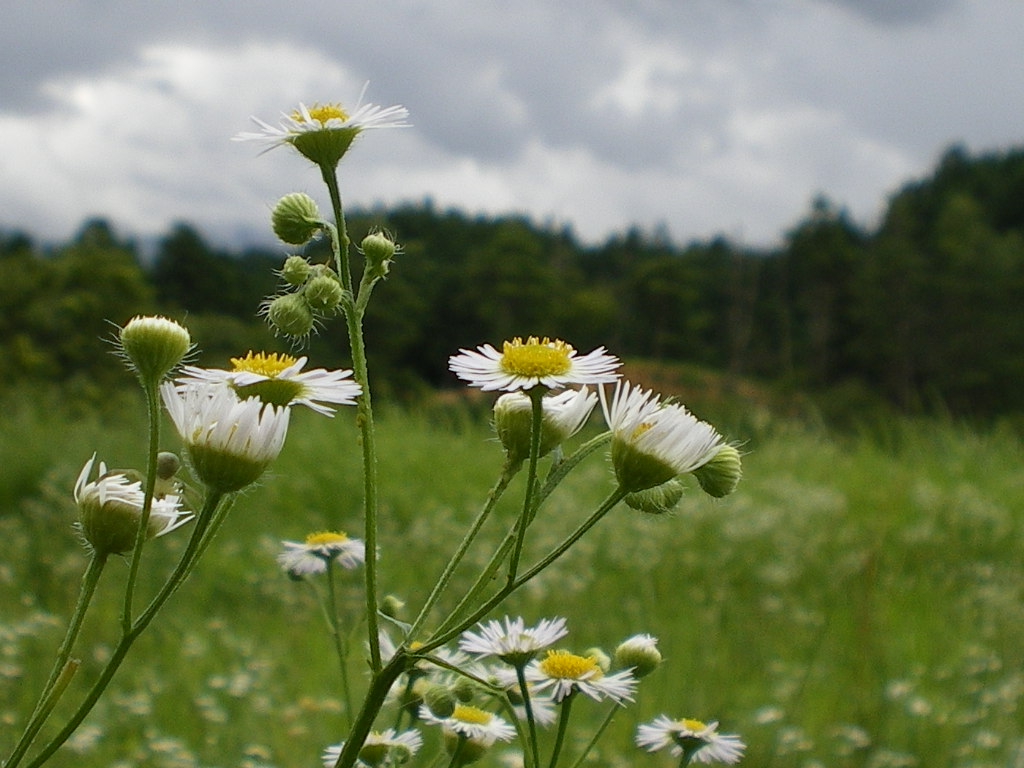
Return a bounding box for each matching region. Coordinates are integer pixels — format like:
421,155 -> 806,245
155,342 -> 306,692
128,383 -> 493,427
4,145 -> 1024,417
1,398 -> 1022,767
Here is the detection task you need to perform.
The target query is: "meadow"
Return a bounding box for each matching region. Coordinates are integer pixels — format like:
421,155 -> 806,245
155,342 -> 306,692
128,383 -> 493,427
1,387 -> 1023,768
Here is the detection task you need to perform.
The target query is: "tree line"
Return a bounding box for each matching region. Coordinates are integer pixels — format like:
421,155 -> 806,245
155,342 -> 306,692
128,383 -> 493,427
2,144 -> 1023,418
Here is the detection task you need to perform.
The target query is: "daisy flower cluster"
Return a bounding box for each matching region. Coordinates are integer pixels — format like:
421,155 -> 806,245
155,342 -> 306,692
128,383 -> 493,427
161,351 -> 359,493
330,616 -> 660,767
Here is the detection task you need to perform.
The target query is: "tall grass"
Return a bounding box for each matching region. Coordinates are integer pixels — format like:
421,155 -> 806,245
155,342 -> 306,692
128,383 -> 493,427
2,392 -> 1022,767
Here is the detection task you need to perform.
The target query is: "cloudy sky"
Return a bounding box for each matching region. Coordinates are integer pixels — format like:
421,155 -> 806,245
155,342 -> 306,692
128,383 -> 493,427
1,0 -> 1022,249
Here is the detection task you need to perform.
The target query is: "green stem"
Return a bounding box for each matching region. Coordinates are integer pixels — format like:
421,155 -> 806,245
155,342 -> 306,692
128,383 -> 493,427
516,664 -> 541,768
423,487 -> 626,653
330,650 -> 409,768
408,463 -> 518,640
323,163 -> 383,674
445,735 -> 468,768
320,165 -> 352,292
19,491 -> 224,768
5,554 -> 105,768
507,388 -> 545,582
567,704 -> 620,768
548,693 -> 576,768
122,381 -> 162,631
326,560 -> 354,729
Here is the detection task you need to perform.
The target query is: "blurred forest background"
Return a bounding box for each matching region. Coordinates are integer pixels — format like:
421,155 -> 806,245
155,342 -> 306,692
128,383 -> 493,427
3,144 -> 1023,423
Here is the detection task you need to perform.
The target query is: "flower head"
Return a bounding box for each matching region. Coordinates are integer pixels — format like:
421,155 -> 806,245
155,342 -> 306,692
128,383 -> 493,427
235,87 -> 409,168
161,382 -> 290,493
178,351 -> 360,416
74,454 -> 191,555
278,530 -> 365,576
459,616 -> 568,667
601,381 -> 724,492
322,728 -> 422,767
450,337 -> 619,393
493,388 -> 596,465
527,649 -> 636,704
614,634 -> 662,678
636,716 -> 745,764
420,703 -> 516,745
117,315 -> 192,386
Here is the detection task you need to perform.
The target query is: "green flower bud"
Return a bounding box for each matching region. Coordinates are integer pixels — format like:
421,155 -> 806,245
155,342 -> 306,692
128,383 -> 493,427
118,315 -> 191,386
582,647 -> 611,673
442,732 -> 488,765
692,444 -> 743,498
422,683 -> 457,719
271,192 -> 322,245
613,634 -> 662,678
358,743 -> 389,767
280,255 -> 312,286
624,478 -> 685,515
452,677 -> 477,703
303,273 -> 343,312
361,232 -> 397,278
266,293 -> 315,339
380,594 -> 406,619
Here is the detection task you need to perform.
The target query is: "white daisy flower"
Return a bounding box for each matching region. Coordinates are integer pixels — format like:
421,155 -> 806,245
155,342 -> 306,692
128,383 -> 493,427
636,716 -> 745,764
161,382 -> 290,493
235,86 -> 409,167
526,649 -> 637,704
420,703 -> 517,745
493,388 -> 597,464
460,616 -> 568,667
74,454 -> 192,555
278,531 -> 365,576
450,337 -> 620,392
178,351 -> 360,417
321,728 -> 422,767
600,381 -> 724,492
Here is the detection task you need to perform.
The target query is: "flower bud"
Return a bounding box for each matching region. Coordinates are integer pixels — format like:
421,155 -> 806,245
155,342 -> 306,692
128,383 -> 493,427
422,683 -> 457,719
614,634 -> 662,678
362,232 -> 397,278
692,444 -> 743,498
582,647 -> 611,673
281,255 -> 312,286
624,478 -> 685,515
303,272 -> 343,313
358,743 -> 389,767
493,388 -> 596,466
266,293 -> 315,339
271,192 -> 322,245
118,315 -> 192,386
380,594 -> 406,619
452,677 -> 477,703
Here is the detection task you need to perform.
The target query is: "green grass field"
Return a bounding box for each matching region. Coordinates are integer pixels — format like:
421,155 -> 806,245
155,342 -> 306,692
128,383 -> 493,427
2,389 -> 1023,768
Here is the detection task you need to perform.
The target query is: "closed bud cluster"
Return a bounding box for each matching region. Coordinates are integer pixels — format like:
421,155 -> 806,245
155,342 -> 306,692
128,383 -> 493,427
361,231 -> 397,278
281,255 -> 312,286
118,315 -> 192,387
266,293 -> 315,340
692,444 -> 743,498
271,192 -> 322,245
303,268 -> 343,312
624,478 -> 685,515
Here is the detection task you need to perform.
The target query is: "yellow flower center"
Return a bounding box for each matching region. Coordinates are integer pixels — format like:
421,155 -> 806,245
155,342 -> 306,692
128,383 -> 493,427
499,337 -> 574,379
538,649 -> 602,680
231,351 -> 297,377
295,103 -> 351,125
680,718 -> 707,731
304,530 -> 348,546
452,704 -> 492,725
